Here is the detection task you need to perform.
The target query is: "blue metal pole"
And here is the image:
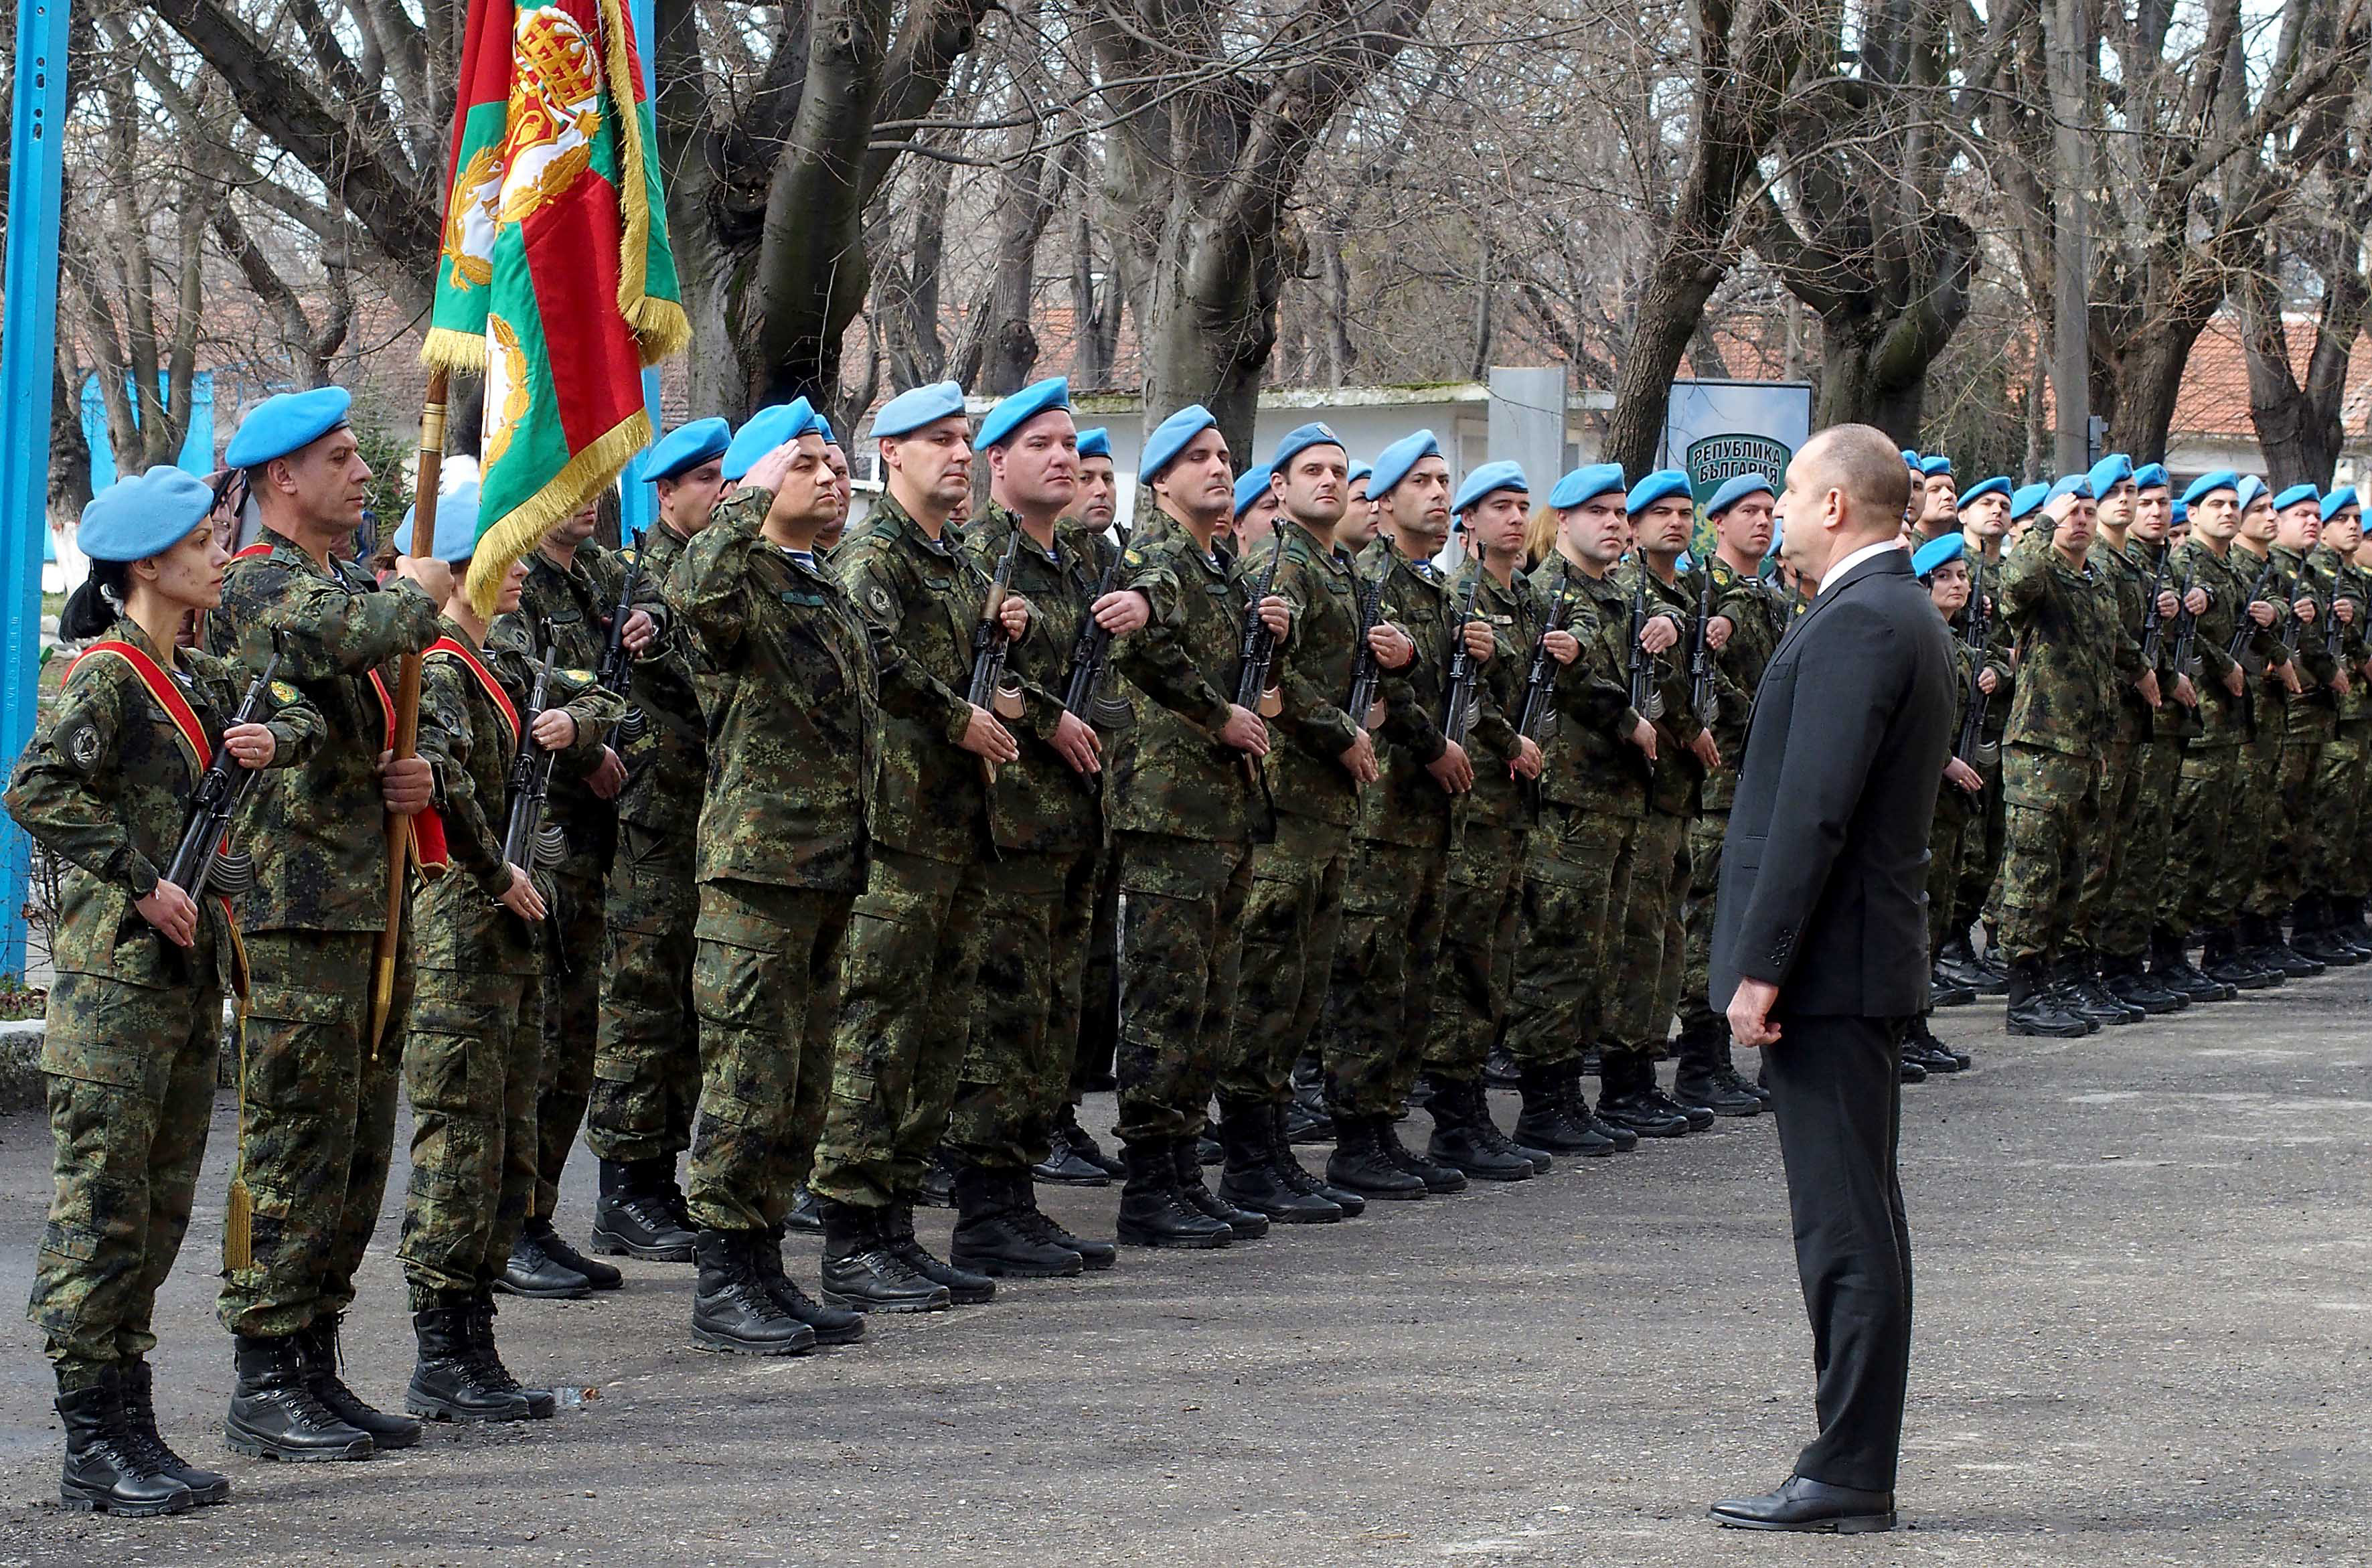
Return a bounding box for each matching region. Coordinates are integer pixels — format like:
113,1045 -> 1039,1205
0,0 -> 74,979
621,0 -> 661,539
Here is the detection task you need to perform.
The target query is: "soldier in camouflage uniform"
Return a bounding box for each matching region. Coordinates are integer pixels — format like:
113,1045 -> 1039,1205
202,388 -> 442,1459
808,381 -> 1028,1310
1216,423 -> 1393,1224
2243,485 -> 2343,973
1421,452 -> 1552,1178
1319,439 -> 1497,1197
946,379 -> 1130,1276
1995,477 -> 2124,1036
489,497 -> 666,1296
1503,464 -> 1660,1160
11,469 -> 314,1511
2223,483 -> 2316,979
389,502 -> 617,1420
1675,474 -> 1784,1109
2303,489 -> 2372,958
1948,482 -> 2016,988
1910,533 -> 1988,1077
1105,405 -> 1292,1245
586,417 -> 732,1263
671,408 -> 896,1336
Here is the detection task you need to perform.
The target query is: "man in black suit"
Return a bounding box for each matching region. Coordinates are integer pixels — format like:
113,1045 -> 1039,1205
1705,424 -> 1957,1534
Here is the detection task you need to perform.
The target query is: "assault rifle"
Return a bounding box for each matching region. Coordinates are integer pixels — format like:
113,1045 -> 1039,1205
501,647 -> 568,875
967,528 -> 1026,783
1954,558 -> 1997,770
1439,569 -> 1485,747
2138,545 -> 2170,668
1060,546 -> 1129,722
1343,564 -> 1389,732
1516,581 -> 1573,815
1688,560 -> 1720,725
2168,560 -> 2202,680
597,534 -> 645,747
2227,556 -> 2281,670
163,651 -> 280,898
1626,565 -> 1665,722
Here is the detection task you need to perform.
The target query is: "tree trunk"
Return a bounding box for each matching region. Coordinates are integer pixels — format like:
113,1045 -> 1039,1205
2238,254 -> 2365,487
1139,222 -> 1281,461
1603,258 -> 1721,476
49,362 -> 93,532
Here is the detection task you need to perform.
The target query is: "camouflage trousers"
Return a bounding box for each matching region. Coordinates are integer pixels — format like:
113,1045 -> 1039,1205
1113,831 -> 1257,1146
2225,726 -> 2286,921
531,870 -> 605,1223
2245,737 -> 2323,918
2314,722 -> 2369,897
686,879 -> 854,1232
1424,820 -> 1527,1081
31,965 -> 221,1387
1504,805 -> 1638,1071
587,819 -> 699,1168
2073,727 -> 2142,953
1603,810 -> 1690,1063
1994,746 -> 2104,967
947,846 -> 1097,1174
810,846 -> 987,1211
219,927 -> 411,1339
1927,788 -> 1974,957
1219,815 -> 1352,1107
2100,736 -> 2181,961
1071,840 -> 1121,1102
1954,755 -> 2007,935
2170,741 -> 2251,931
1677,811 -> 1728,1041
398,961 -> 543,1307
1319,836 -> 1449,1117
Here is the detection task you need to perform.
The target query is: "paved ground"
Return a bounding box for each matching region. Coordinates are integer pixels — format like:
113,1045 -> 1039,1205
0,973 -> 2365,1567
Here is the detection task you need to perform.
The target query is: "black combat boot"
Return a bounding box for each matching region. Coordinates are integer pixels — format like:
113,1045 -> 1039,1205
951,1166 -> 1084,1278
2058,951 -> 2142,1024
1595,1052 -> 1691,1139
1063,1105 -> 1125,1176
299,1316 -> 419,1450
884,1202 -> 994,1304
919,1148 -> 958,1208
224,1334 -> 374,1462
1375,1112 -> 1467,1192
1483,1042 -> 1522,1089
57,1370 -> 193,1516
2337,896 -> 2372,956
1933,929 -> 1986,990
1903,1012 -> 1970,1073
1115,1140 -> 1232,1249
2201,925 -> 2278,990
1275,1102 -> 1367,1216
1282,1064 -> 1336,1144
591,1158 -> 699,1261
1421,1074 -> 1535,1182
1032,1109 -> 1114,1186
1928,963 -> 1978,1007
2290,895 -> 2349,965
1214,1095 -> 1339,1221
1514,1063 -> 1601,1154
2101,950 -> 2186,1013
690,1230 -> 818,1354
816,1198 -> 951,1312
2005,959 -> 2091,1037
1567,1068 -> 1636,1151
464,1291 -> 556,1416
785,1182 -> 824,1233
1325,1113 -> 1428,1199
1897,1047 -> 1929,1083
1170,1138 -> 1269,1238
1972,925 -> 2011,992
1017,1174 -> 1120,1268
2239,913 -> 2310,979
1672,1026 -> 1764,1117
118,1358 -> 229,1503
407,1295 -> 532,1420
498,1222 -> 592,1298
756,1227 -> 868,1344
2271,908 -> 2327,976
2150,927 -> 2229,1002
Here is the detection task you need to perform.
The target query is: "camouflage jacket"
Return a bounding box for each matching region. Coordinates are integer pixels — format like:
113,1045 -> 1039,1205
7,619 -> 314,990
2306,544 -> 2370,722
1455,556 -> 1544,832
1619,558 -> 1715,819
613,517 -> 708,831
674,498 -> 879,891
834,491 -> 1002,864
1960,552 -> 2016,746
2124,538 -> 2189,739
963,503 -> 1101,857
2266,543 -> 2340,740
201,528 -> 442,932
1998,528 -> 2122,758
1350,536 -> 1468,851
1259,519 -> 1368,830
1526,554 -> 1651,819
1109,514 -> 1259,844
2169,540 -> 2276,748
1701,556 -> 1787,813
2089,535 -> 2156,741
1059,516 -> 1132,739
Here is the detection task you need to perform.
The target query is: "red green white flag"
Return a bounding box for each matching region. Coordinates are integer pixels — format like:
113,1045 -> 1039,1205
424,0 -> 688,611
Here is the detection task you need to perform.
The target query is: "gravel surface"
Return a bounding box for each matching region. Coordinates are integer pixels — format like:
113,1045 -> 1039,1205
0,974 -> 2364,1567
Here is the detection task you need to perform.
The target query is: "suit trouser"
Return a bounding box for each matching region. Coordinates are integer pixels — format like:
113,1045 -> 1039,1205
1764,1011 -> 1913,1494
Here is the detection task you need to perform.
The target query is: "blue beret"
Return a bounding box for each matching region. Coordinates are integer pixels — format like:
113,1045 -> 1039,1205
1141,404 -> 1218,483
1626,468 -> 1693,516
1901,449 -> 1921,469
874,380 -> 967,439
1705,473 -> 1774,516
226,386 -> 353,469
641,416 -> 731,483
2010,483 -> 2051,522
814,414 -> 838,446
1452,461 -> 1528,515
1271,422 -> 1346,473
1550,463 -> 1626,510
1911,532 -> 1966,578
1076,428 -> 1110,460
1370,430 -> 1441,498
720,398 -> 818,483
394,483 -> 485,565
78,467 -> 216,562
2181,470 -> 2238,507
2272,483 -> 2319,513
1919,456 -> 1953,479
2087,454 -> 2134,494
2322,486 -> 2359,522
1348,463 -> 1374,487
977,376 -> 1071,449
2171,500 -> 2189,526
1959,476 -> 2012,507
2236,475 -> 2268,513
1233,467 -> 1275,518
2132,463 -> 2169,492
2044,473 -> 2093,505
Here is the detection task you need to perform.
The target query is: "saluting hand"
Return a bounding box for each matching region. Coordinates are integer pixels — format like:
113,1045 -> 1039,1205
378,751 -> 433,817
224,721 -> 276,770
137,879 -> 201,948
1052,710 -> 1102,775
960,704 -> 1020,763
1093,589 -> 1151,635
499,865 -> 547,923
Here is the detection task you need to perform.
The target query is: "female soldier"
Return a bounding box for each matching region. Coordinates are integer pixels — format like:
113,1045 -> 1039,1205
7,467 -> 313,1514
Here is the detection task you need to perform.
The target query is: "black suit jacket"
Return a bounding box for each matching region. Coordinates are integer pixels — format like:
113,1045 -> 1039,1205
1709,547 -> 1956,1018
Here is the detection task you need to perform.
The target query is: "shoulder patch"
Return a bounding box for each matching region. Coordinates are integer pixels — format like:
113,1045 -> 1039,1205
868,584 -> 895,616
66,720 -> 102,771
269,680 -> 301,706
566,668 -> 597,684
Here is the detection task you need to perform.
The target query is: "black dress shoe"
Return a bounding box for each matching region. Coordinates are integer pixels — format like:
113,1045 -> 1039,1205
1710,1474 -> 1895,1533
